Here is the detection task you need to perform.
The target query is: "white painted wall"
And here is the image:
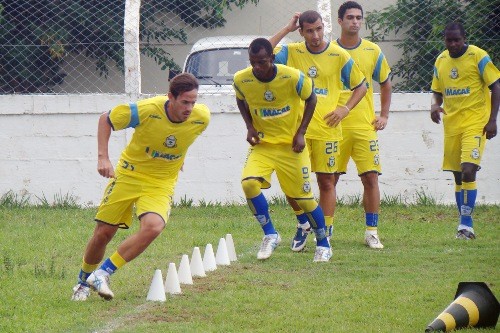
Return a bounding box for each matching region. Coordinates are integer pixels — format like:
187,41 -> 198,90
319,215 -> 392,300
0,93 -> 499,206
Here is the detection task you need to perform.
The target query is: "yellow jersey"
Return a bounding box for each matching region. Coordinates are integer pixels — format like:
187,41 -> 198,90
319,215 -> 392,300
274,41 -> 366,139
431,45 -> 500,135
334,38 -> 391,130
233,64 -> 313,145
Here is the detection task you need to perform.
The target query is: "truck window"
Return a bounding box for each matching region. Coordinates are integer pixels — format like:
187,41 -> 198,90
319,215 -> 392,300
185,48 -> 249,85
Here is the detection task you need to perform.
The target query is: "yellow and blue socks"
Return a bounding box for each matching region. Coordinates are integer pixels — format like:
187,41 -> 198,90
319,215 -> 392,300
459,182 -> 476,232
306,206 -> 330,248
295,209 -> 311,230
365,212 -> 379,236
78,260 -> 99,285
248,193 -> 277,235
95,252 -> 127,278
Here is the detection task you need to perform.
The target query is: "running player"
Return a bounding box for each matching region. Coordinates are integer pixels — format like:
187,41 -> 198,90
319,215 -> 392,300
233,38 -> 332,262
71,73 -> 210,301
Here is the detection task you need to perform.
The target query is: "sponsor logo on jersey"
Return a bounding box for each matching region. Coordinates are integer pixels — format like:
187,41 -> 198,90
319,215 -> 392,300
280,75 -> 291,79
264,90 -> 275,101
444,87 -> 470,96
314,87 -> 328,96
259,105 -> 291,118
242,79 -> 254,83
308,66 -> 318,78
163,135 -> 177,148
449,67 -> 459,79
363,47 -> 375,51
191,120 -> 205,124
150,150 -> 182,161
296,49 -> 305,54
149,114 -> 162,119
328,53 -> 340,56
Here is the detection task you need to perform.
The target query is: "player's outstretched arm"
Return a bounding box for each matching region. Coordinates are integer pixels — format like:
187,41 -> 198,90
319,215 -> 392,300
97,111 -> 115,178
373,79 -> 392,131
430,92 -> 445,124
269,12 -> 300,48
484,80 -> 500,140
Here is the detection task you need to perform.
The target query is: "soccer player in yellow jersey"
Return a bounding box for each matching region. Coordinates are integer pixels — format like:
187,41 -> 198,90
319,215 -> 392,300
333,1 -> 392,249
233,38 -> 332,262
431,22 -> 499,239
269,10 -> 367,252
71,73 -> 210,301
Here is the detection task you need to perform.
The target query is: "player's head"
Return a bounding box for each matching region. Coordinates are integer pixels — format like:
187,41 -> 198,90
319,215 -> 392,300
298,10 -> 324,49
443,22 -> 466,58
338,2 -> 363,36
248,38 -> 275,80
167,73 -> 198,122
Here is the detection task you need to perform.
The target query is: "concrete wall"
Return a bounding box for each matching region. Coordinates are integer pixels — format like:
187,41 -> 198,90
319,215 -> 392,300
1,93 -> 499,206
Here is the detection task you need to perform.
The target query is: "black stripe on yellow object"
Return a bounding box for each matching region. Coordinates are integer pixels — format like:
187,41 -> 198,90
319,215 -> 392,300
425,282 -> 500,332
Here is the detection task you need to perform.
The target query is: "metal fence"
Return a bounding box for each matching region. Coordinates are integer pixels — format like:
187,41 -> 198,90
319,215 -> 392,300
0,0 -> 498,95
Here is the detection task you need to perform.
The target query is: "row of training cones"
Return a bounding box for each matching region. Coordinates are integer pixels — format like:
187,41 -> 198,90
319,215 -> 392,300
146,234 -> 237,302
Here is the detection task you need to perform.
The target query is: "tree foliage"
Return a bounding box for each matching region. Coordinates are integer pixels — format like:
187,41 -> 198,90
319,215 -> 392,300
0,0 -> 259,93
365,0 -> 499,92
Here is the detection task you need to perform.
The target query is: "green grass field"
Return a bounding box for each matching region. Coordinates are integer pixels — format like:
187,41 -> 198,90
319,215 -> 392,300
0,201 -> 499,333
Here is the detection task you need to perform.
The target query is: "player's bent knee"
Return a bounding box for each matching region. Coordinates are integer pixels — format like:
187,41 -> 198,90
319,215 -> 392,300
296,198 -> 318,213
241,178 -> 262,198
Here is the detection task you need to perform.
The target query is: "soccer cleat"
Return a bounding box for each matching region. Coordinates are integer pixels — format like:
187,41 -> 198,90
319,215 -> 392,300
291,223 -> 310,252
257,233 -> 281,260
365,233 -> 384,249
87,272 -> 114,300
456,229 -> 476,240
313,246 -> 332,262
71,283 -> 90,301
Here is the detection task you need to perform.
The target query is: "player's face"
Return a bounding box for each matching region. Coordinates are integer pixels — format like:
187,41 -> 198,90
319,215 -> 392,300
338,8 -> 363,36
168,89 -> 198,122
300,19 -> 324,50
444,29 -> 466,57
249,48 -> 274,80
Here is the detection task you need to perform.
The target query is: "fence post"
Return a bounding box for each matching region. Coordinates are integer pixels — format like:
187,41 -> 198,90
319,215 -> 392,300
124,0 -> 142,101
317,0 -> 333,40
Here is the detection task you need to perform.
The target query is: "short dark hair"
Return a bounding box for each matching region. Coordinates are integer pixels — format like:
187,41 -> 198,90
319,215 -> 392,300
249,38 -> 273,57
169,73 -> 198,98
444,21 -> 465,37
299,10 -> 322,29
338,1 -> 363,19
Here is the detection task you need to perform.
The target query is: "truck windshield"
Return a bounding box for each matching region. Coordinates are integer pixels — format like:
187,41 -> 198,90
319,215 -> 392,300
185,48 -> 249,85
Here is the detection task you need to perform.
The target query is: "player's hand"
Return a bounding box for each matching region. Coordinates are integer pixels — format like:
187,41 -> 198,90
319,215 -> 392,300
324,106 -> 349,127
246,127 -> 260,146
292,133 -> 305,153
373,115 -> 388,131
286,12 -> 301,32
97,158 -> 115,178
430,104 -> 446,124
483,120 -> 497,140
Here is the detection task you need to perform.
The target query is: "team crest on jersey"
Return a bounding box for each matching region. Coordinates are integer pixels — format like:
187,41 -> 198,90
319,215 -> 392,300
303,181 -> 311,193
328,156 -> 335,167
470,148 -> 480,159
449,68 -> 459,79
264,90 -> 275,101
307,66 -> 318,78
163,135 -> 177,148
374,154 -> 380,166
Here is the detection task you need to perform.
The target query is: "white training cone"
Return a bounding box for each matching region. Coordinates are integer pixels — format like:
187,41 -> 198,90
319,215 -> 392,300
203,243 -> 217,272
164,262 -> 182,295
146,269 -> 166,302
190,247 -> 206,277
178,254 -> 193,285
225,233 -> 237,261
215,237 -> 231,266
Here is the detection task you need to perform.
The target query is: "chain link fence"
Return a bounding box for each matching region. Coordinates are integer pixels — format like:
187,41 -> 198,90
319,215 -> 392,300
1,0 -> 498,94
